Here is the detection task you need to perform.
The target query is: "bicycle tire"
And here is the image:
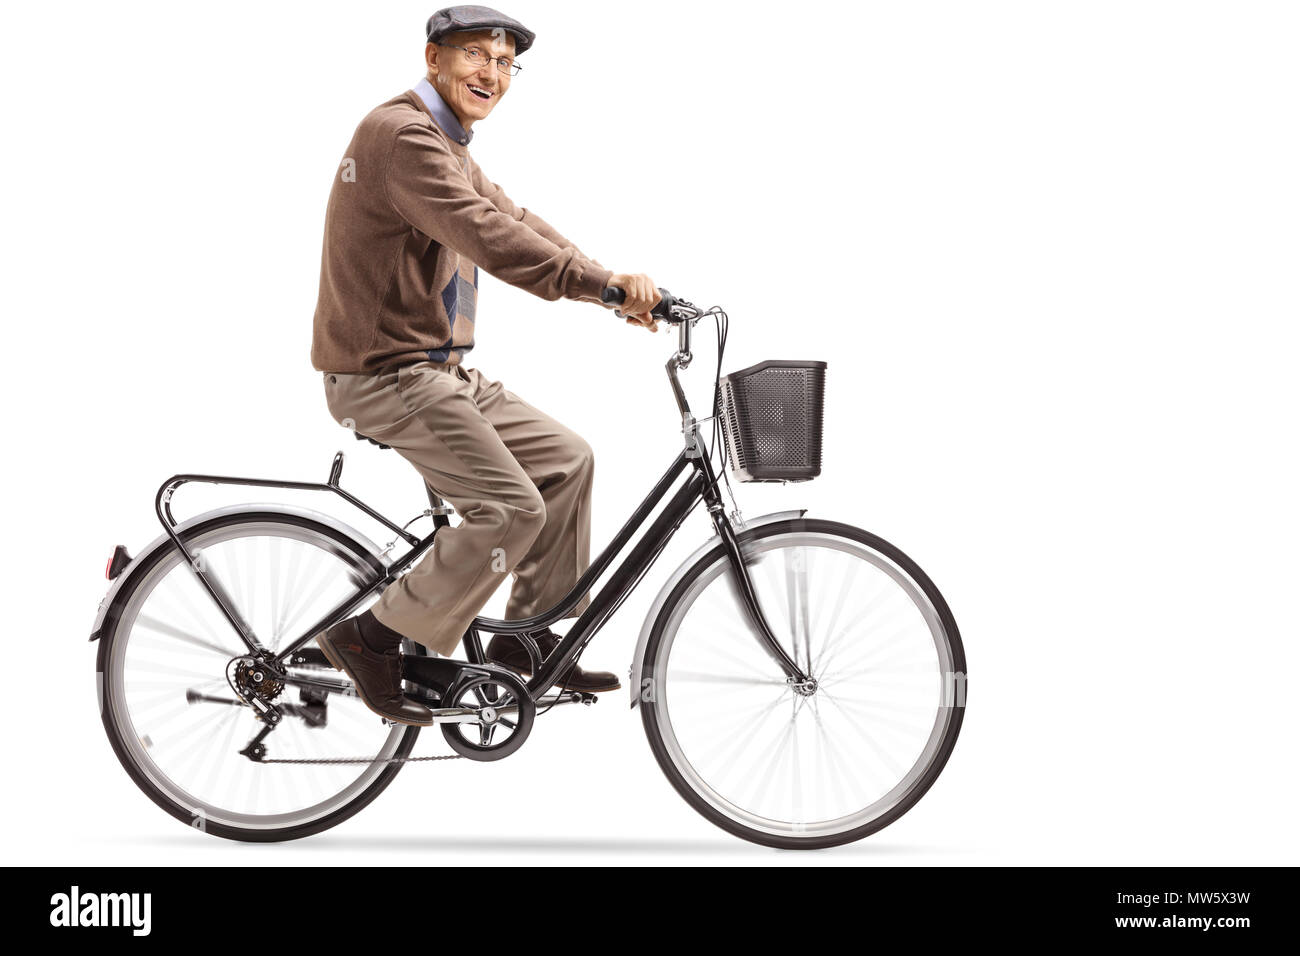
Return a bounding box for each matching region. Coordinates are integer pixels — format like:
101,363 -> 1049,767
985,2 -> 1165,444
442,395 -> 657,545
96,509 -> 422,843
639,517 -> 966,849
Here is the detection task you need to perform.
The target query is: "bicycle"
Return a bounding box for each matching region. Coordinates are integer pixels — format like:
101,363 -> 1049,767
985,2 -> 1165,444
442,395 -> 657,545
89,288 -> 967,849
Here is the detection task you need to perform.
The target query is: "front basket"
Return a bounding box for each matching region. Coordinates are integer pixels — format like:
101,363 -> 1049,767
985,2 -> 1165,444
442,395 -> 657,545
719,359 -> 826,482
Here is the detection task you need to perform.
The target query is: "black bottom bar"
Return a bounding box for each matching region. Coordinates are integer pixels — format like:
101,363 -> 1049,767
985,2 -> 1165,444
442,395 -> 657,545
16,866 -> 1288,939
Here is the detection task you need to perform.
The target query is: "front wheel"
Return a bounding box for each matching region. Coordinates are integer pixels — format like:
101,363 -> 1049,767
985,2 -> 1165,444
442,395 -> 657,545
640,518 -> 966,849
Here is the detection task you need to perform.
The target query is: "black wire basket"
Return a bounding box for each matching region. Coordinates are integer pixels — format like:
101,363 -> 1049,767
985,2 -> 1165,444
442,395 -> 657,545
719,360 -> 826,482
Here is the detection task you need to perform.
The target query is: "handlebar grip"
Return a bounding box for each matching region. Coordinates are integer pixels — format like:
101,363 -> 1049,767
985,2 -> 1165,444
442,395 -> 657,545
601,285 -> 679,321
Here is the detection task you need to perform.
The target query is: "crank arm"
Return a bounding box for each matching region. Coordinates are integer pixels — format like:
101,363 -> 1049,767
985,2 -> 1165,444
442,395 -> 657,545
534,690 -> 598,709
281,668 -> 356,696
478,690 -> 597,718
422,706 -> 482,725
418,691 -> 595,725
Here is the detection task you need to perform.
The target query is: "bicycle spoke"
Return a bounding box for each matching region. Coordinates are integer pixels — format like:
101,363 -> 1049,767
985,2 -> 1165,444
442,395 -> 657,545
812,552 -> 858,670
810,696 -> 854,816
812,583 -> 902,677
677,629 -> 783,685
274,548 -> 324,645
106,520 -> 413,829
789,704 -> 803,824
689,590 -> 791,678
818,688 -> 909,780
272,537 -> 307,642
746,715 -> 797,812
783,547 -> 809,672
267,537 -> 283,643
164,576 -> 245,654
242,537 -> 259,639
699,689 -> 789,785
650,529 -> 959,840
755,552 -> 795,650
820,691 -> 937,737
275,553 -> 342,649
198,709 -> 246,800
665,669 -> 786,687
213,544 -> 245,621
134,614 -> 240,658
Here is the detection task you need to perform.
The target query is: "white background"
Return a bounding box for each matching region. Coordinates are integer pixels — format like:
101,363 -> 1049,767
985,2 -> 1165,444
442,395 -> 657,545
2,0 -> 1296,866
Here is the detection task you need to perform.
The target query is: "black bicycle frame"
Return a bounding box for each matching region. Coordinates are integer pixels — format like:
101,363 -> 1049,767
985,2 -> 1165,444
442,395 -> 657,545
153,331 -> 808,702
154,443 -> 806,701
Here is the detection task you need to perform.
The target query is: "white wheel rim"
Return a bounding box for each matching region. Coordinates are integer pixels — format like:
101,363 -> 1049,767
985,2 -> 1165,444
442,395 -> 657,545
106,520 -> 410,832
651,532 -> 959,839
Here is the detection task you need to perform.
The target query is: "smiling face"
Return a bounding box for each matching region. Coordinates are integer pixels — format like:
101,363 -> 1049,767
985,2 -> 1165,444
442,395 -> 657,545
426,29 -> 516,129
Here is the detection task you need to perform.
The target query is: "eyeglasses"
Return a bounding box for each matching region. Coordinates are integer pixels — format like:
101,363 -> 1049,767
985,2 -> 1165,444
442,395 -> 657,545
436,43 -> 523,77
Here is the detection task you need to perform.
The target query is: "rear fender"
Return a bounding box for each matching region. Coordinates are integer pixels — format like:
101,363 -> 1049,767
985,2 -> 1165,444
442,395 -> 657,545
88,503 -> 388,642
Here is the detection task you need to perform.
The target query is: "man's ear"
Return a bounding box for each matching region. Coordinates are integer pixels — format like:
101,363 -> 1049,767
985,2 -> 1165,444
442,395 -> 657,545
425,41 -> 439,80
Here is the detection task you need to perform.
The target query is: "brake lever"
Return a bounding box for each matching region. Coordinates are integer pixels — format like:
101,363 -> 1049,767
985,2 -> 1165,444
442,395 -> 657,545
669,301 -> 701,322
604,286 -> 702,324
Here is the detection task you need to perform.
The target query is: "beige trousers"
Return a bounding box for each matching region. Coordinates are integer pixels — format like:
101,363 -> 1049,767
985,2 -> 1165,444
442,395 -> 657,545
323,360 -> 593,656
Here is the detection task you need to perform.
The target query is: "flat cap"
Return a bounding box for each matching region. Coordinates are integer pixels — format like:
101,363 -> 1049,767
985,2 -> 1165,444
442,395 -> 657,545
425,5 -> 535,56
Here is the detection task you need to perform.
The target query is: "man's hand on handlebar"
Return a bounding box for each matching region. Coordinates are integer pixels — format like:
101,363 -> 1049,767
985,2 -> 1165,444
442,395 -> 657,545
606,273 -> 661,332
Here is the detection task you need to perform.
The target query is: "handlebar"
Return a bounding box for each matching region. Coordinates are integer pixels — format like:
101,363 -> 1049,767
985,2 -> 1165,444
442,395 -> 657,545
602,285 -> 730,425
600,285 -> 703,324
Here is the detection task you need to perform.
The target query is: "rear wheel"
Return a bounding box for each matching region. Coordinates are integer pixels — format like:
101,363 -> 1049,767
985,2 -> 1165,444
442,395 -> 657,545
96,511 -> 422,842
640,518 -> 966,849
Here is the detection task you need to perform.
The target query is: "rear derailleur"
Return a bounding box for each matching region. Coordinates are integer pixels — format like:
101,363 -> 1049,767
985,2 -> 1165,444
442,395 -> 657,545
222,654 -> 329,761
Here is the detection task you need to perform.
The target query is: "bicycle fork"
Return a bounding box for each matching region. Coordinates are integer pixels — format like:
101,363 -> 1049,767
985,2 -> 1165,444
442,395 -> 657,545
667,329 -> 811,690
695,438 -> 811,689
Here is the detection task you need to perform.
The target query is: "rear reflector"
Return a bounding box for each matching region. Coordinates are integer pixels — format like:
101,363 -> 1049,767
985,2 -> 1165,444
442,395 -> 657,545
106,545 -> 132,580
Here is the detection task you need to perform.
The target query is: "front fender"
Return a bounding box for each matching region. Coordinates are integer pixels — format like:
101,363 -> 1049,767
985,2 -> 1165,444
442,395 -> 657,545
88,503 -> 389,642
628,509 -> 806,708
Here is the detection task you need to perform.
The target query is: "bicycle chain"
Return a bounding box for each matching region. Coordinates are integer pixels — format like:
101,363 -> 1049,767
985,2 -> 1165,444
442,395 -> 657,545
258,753 -> 464,765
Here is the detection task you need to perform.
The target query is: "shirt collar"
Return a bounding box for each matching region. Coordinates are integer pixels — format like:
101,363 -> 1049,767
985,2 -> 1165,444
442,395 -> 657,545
413,77 -> 473,146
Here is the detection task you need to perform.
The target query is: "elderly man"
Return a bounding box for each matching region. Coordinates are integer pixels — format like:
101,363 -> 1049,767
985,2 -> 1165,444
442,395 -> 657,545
310,5 -> 661,725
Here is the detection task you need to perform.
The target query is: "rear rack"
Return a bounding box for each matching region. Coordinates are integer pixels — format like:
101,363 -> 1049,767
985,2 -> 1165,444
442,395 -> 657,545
152,451 -> 449,657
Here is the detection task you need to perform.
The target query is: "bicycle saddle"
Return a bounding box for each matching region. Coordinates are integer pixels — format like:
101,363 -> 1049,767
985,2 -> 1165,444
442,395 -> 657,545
340,420 -> 391,450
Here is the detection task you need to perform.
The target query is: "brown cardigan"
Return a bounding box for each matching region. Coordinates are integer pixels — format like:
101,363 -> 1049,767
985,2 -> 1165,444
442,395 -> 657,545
310,90 -> 613,373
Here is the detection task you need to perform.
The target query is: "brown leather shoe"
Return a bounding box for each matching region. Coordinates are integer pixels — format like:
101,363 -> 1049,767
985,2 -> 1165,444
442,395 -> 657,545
485,629 -> 622,693
315,618 -> 433,726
